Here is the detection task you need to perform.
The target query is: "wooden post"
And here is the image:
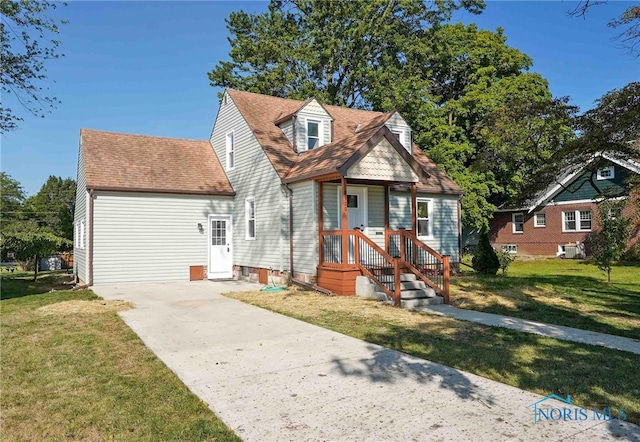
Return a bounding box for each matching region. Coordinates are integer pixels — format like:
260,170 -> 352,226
393,258 -> 401,307
354,229 -> 360,266
443,255 -> 450,304
384,184 -> 390,253
410,182 -> 417,236
318,181 -> 324,265
341,177 -> 348,268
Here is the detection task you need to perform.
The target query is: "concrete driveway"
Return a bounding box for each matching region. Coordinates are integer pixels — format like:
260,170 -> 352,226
94,281 -> 639,441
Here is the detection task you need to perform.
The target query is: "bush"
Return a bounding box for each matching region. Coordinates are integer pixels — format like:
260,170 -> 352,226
472,231 -> 500,275
496,250 -> 516,276
621,242 -> 640,263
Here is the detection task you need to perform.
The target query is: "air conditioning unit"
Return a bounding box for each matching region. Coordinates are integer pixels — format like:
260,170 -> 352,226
564,243 -> 585,259
565,245 -> 578,259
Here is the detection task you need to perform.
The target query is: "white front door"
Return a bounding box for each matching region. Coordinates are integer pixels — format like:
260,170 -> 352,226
208,215 -> 233,279
338,186 -> 368,263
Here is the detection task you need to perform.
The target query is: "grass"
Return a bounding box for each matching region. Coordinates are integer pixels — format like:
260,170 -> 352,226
451,259 -> 640,339
1,271 -> 240,442
225,287 -> 640,425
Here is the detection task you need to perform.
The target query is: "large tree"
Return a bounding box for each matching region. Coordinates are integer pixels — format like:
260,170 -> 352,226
24,176 -> 76,241
0,172 -> 25,222
1,0 -> 67,132
209,1 -> 575,229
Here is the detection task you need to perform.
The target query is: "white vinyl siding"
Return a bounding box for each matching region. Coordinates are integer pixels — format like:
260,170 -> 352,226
92,192 -> 233,284
290,181 -> 318,274
212,92 -> 288,272
73,142 -> 89,283
390,191 -> 460,262
279,119 -> 294,145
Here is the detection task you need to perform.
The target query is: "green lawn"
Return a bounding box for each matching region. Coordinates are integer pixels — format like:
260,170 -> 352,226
226,288 -> 640,425
452,259 -> 640,339
1,271 -> 239,442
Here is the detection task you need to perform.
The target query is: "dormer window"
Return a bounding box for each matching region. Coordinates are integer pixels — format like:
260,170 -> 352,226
307,120 -> 321,150
596,166 -> 614,180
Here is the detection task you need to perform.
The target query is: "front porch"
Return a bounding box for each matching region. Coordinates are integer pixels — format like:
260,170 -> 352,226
314,175 -> 450,306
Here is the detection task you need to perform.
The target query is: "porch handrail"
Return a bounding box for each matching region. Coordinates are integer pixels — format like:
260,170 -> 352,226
399,230 -> 450,303
351,229 -> 401,306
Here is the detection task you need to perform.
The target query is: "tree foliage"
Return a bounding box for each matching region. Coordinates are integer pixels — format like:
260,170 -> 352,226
588,199 -> 633,283
1,0 -> 67,132
1,221 -> 70,280
24,176 -> 76,241
210,1 -> 575,229
0,172 -> 25,221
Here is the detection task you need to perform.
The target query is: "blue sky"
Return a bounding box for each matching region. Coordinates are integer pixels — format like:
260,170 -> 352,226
1,1 -> 638,196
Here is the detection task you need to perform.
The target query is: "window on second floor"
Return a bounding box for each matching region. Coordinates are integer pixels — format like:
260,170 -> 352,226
226,132 -> 235,171
307,120 -> 321,150
245,197 -> 256,240
417,198 -> 432,238
512,213 -> 524,233
596,166 -> 614,180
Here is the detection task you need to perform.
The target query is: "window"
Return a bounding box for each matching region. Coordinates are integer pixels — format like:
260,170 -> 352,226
245,198 -> 256,240
579,210 -> 592,230
417,198 -> 431,238
347,195 -> 358,208
512,213 -> 524,233
534,212 -> 546,228
563,210 -> 592,232
79,220 -> 85,249
502,244 -> 517,254
307,120 -> 320,150
597,166 -> 614,180
226,132 -> 235,171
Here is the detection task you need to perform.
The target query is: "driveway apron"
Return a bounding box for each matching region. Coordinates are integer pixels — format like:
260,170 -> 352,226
93,281 -> 639,441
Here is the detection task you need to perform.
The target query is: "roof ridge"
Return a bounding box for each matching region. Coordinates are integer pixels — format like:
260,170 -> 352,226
81,128 -> 209,143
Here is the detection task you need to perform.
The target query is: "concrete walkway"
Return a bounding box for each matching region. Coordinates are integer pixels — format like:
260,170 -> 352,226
93,281 -> 639,441
415,305 -> 640,355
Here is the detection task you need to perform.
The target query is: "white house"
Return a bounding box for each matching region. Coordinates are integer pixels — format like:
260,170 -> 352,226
74,89 -> 463,305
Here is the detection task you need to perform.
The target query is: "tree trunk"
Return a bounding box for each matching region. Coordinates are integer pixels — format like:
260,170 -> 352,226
607,268 -> 611,283
33,254 -> 39,281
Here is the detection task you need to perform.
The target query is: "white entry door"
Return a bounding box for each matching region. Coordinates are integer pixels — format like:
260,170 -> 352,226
208,215 -> 233,279
339,187 -> 368,263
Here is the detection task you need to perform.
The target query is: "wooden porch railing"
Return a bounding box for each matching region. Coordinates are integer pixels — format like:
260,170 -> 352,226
321,229 -> 400,305
397,229 -> 450,303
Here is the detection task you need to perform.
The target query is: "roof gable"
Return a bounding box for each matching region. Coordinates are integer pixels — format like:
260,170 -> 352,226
225,89 -> 463,194
81,129 -> 234,196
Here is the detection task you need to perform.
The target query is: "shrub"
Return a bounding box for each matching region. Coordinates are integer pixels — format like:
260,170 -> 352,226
472,231 -> 500,275
621,242 -> 640,263
496,250 -> 516,276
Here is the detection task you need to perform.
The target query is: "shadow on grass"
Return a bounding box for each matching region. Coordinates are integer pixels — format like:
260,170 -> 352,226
331,344 -> 496,405
0,272 -> 73,301
341,319 -> 640,428
453,273 -> 640,340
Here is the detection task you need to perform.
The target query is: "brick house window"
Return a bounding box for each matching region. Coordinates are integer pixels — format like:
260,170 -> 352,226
563,210 -> 592,232
512,213 -> 524,233
534,212 -> 546,228
502,244 -> 517,254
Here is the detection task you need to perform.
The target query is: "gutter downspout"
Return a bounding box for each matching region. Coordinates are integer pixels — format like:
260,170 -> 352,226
285,184 -> 294,280
89,188 -> 94,286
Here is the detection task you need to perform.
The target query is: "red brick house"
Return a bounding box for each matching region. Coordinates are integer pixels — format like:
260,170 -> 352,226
490,155 -> 640,257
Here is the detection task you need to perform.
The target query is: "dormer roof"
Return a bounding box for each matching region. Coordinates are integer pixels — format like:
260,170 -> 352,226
226,89 -> 462,194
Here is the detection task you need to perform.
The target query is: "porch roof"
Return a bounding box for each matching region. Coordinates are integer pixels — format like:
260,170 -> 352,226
283,126 -> 423,184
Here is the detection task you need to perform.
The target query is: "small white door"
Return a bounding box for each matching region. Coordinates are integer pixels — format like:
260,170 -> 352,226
338,187 -> 368,263
208,215 -> 233,279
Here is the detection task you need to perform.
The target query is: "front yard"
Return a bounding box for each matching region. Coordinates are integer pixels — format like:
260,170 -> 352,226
452,259 -> 640,339
1,271 -> 239,442
226,287 -> 640,425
